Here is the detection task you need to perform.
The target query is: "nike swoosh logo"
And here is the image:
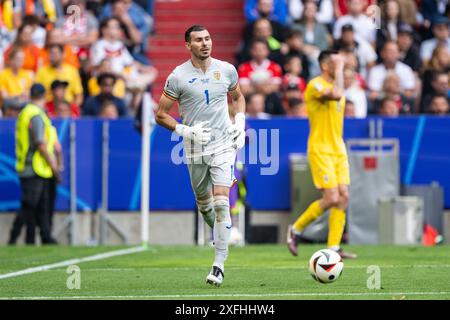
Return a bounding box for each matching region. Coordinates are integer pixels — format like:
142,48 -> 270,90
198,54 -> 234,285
188,78 -> 197,83
226,225 -> 232,229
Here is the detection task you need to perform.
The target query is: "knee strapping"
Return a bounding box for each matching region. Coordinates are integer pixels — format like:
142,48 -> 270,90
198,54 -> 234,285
213,195 -> 230,223
196,195 -> 213,214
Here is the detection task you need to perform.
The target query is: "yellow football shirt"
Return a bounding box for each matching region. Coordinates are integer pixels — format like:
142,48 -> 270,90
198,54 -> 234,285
35,63 -> 83,103
304,76 -> 346,155
88,77 -> 126,98
0,68 -> 33,98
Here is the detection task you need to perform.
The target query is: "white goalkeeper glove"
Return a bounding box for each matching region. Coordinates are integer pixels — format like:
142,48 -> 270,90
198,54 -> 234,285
228,112 -> 246,150
175,121 -> 212,145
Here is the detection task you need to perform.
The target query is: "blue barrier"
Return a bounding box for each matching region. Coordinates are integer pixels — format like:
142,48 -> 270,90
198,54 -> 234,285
0,116 -> 449,211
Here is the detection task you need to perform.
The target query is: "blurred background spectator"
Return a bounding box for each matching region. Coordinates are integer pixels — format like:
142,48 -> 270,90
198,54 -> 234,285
35,43 -> 83,107
420,15 -> 450,63
285,96 -> 307,117
245,0 -> 289,26
99,99 -> 120,119
333,0 -> 376,45
367,41 -> 416,101
82,72 -> 127,117
245,93 -> 271,119
378,97 -> 400,117
290,0 -> 331,52
99,0 -> 153,64
0,46 -> 33,103
45,80 -> 80,118
333,23 -> 377,79
289,0 -> 334,26
344,67 -> 367,118
428,93 -> 450,115
1,98 -> 22,118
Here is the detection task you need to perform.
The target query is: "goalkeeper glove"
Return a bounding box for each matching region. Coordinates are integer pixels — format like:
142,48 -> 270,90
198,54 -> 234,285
175,121 -> 212,145
228,112 -> 246,150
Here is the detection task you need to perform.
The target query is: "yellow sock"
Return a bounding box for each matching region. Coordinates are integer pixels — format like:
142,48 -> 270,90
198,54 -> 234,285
327,207 -> 346,248
293,200 -> 324,232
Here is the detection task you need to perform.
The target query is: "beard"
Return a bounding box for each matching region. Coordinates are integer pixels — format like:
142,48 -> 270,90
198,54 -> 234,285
193,48 -> 211,60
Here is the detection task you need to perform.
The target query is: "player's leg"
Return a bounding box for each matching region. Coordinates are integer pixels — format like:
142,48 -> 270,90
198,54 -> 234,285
187,155 -> 215,228
196,192 -> 215,229
327,184 -> 348,251
206,148 -> 235,286
328,154 -> 357,259
288,153 -> 339,256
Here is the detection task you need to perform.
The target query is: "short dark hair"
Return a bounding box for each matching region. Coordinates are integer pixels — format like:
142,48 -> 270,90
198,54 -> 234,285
288,98 -> 303,108
318,49 -> 338,65
97,72 -> 117,85
250,37 -> 269,50
286,29 -> 303,40
431,93 -> 448,101
284,54 -> 301,65
382,40 -> 398,51
185,25 -> 207,42
22,15 -> 40,26
380,97 -> 396,108
47,43 -> 64,52
432,71 -> 449,81
99,17 -> 120,37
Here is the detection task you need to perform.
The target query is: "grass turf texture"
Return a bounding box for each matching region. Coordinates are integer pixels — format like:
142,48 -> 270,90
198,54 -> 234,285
0,244 -> 449,300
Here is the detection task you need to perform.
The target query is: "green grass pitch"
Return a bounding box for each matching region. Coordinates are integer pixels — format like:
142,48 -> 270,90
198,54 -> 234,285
0,244 -> 449,300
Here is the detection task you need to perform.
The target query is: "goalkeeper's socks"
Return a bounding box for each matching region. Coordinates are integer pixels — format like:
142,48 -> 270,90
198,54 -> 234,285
213,221 -> 231,267
213,196 -> 232,268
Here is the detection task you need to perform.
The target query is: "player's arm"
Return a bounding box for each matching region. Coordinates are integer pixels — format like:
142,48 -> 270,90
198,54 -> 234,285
155,92 -> 211,145
318,55 -> 345,102
30,116 -> 60,182
155,93 -> 179,131
228,83 -> 246,116
228,83 -> 246,149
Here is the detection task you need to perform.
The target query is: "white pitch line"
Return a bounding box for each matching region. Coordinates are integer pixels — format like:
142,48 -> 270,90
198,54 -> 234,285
55,264 -> 450,272
1,292 -> 450,300
0,246 -> 147,280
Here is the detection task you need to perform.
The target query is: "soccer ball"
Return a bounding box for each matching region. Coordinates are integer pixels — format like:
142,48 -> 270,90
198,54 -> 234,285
309,249 -> 344,283
228,227 -> 243,246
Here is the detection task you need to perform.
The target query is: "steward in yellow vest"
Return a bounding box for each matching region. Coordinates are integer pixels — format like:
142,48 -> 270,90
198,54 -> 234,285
13,83 -> 58,245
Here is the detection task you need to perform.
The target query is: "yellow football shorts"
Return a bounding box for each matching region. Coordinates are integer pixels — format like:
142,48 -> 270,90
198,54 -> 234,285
308,153 -> 350,189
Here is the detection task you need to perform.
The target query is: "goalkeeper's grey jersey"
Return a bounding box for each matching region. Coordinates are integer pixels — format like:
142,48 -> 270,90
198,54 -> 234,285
163,58 -> 239,158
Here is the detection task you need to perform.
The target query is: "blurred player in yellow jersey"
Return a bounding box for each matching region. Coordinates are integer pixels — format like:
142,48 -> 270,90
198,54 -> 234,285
287,50 -> 357,259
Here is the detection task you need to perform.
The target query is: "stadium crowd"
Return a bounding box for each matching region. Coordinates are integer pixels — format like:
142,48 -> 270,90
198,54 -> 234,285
0,0 -> 448,120
0,0 -> 156,119
240,0 -> 450,118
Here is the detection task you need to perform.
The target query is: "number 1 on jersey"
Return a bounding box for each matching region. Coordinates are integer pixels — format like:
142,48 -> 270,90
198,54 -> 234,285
204,89 -> 210,106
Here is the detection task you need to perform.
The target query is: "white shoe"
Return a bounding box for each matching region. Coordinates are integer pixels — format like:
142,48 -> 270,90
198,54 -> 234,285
206,266 -> 224,286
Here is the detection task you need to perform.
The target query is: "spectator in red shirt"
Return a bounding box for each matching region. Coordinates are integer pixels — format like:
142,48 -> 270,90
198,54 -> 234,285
45,80 -> 80,118
54,100 -> 73,118
282,55 -> 306,93
334,0 -> 376,18
238,38 -> 283,97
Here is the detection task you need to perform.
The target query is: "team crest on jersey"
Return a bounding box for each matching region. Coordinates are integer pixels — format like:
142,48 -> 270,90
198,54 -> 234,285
213,71 -> 221,80
314,82 -> 323,91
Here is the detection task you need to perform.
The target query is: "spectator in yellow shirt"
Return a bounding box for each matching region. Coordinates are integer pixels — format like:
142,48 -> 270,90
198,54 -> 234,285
35,44 -> 83,107
0,46 -> 34,102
